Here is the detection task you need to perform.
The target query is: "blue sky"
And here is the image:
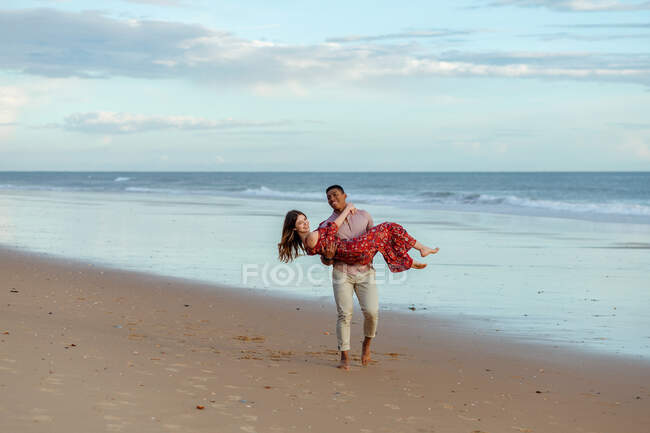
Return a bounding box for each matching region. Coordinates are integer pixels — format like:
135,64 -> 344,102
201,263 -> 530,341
1,0 -> 649,171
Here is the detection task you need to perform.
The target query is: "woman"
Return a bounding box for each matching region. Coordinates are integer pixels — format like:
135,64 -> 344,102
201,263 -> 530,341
278,203 -> 438,272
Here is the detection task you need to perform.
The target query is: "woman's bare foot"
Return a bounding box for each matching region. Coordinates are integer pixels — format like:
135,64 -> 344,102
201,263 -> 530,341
413,241 -> 439,258
361,337 -> 372,366
419,246 -> 439,257
338,351 -> 351,370
411,261 -> 427,269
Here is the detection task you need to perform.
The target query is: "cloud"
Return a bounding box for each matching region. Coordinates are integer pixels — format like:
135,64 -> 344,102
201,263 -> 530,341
548,22 -> 650,28
326,29 -> 472,43
0,8 -> 213,78
618,133 -> 650,160
0,86 -> 29,138
1,8 -> 649,87
62,112 -> 293,134
123,0 -> 188,5
615,122 -> 650,129
521,31 -> 650,41
477,1 -> 650,11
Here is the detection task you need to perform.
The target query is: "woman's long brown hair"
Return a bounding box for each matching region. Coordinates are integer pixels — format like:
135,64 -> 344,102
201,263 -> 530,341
278,210 -> 306,263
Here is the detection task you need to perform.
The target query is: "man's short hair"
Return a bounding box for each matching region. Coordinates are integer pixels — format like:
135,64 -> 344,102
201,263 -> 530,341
326,184 -> 345,194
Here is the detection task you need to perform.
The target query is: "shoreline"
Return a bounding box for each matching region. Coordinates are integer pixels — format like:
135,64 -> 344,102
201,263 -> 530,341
5,242 -> 649,363
1,246 -> 649,432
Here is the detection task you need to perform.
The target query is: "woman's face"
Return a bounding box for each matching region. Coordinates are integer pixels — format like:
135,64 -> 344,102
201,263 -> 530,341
294,213 -> 310,233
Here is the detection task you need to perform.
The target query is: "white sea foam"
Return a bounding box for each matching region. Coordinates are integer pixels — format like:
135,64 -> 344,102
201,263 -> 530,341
240,186 -> 323,200
124,186 -> 185,194
233,186 -> 650,218
2,175 -> 649,221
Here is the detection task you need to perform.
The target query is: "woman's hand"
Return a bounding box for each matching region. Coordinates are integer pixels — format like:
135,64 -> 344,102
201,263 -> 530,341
345,203 -> 357,215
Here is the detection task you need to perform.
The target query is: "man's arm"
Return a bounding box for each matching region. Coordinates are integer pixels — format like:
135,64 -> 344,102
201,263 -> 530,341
365,210 -> 374,231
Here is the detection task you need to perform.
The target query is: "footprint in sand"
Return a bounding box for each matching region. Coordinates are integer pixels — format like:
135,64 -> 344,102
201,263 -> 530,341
39,374 -> 65,395
30,408 -> 53,423
0,358 -> 18,374
96,401 -> 119,409
189,375 -> 217,382
39,387 -> 62,395
44,374 -> 64,386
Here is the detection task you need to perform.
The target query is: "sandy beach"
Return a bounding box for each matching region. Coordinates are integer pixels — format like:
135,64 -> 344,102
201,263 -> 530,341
1,246 -> 648,433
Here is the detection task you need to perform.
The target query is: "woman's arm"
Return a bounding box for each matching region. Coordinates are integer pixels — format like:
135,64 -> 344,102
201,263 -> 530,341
305,230 -> 319,249
332,203 -> 355,229
308,204 -> 354,251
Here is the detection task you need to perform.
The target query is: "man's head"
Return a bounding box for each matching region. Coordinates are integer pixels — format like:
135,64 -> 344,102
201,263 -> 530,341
326,185 -> 347,212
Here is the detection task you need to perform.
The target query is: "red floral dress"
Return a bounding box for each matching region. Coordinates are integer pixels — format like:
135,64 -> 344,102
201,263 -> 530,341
305,221 -> 417,273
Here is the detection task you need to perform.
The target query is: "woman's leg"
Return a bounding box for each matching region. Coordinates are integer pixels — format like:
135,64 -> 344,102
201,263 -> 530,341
374,222 -> 438,271
377,223 -> 417,272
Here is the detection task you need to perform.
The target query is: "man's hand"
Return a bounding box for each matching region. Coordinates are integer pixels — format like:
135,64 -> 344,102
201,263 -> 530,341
320,243 -> 337,266
324,243 -> 337,259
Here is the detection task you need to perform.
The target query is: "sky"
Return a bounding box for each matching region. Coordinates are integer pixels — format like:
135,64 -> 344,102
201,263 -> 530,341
1,0 -> 649,171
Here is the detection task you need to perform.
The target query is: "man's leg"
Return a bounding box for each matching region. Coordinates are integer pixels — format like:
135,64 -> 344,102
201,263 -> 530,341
354,268 -> 379,366
332,268 -> 354,370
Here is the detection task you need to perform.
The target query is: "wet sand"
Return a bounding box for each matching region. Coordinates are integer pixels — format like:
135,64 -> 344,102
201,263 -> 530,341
1,247 -> 648,433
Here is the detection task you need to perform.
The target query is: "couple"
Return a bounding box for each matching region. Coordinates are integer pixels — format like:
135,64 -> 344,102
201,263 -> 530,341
278,185 -> 439,370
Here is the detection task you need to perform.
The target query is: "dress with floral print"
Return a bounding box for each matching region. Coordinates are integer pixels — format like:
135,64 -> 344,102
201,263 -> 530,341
305,221 -> 417,273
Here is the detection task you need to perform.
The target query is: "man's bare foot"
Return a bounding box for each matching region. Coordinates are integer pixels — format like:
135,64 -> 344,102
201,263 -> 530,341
338,351 -> 351,371
411,261 -> 427,269
361,337 -> 372,366
419,247 -> 439,257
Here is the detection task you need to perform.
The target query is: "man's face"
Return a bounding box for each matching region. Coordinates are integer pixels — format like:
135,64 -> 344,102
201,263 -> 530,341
326,189 -> 347,212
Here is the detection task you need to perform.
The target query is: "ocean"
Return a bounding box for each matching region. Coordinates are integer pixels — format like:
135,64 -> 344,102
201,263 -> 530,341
1,171 -> 649,358
2,171 -> 649,223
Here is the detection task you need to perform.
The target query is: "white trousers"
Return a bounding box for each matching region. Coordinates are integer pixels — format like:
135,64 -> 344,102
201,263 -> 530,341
332,268 -> 379,352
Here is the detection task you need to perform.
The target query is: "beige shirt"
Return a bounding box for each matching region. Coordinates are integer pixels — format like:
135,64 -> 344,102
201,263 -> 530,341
319,209 -> 374,274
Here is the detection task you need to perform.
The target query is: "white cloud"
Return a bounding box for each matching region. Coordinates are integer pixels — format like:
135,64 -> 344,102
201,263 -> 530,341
480,0 -> 650,11
124,0 -> 188,6
62,111 -> 293,134
548,22 -> 650,28
618,132 -> 650,160
0,86 -> 28,139
1,9 -> 649,87
326,29 -> 472,43
522,31 -> 650,41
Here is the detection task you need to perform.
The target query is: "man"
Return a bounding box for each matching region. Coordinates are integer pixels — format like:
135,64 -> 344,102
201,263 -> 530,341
319,185 -> 378,370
